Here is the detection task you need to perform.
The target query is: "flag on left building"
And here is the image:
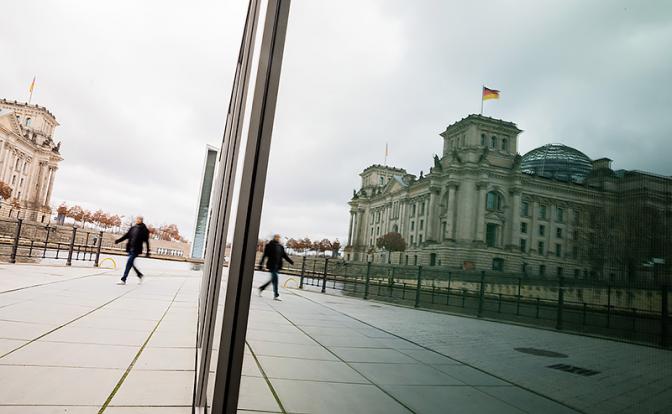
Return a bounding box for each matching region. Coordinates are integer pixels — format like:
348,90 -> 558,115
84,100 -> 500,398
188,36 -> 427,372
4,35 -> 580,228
29,76 -> 36,93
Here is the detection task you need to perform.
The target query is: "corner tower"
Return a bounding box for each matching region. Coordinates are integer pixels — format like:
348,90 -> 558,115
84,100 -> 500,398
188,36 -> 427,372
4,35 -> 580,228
439,114 -> 522,169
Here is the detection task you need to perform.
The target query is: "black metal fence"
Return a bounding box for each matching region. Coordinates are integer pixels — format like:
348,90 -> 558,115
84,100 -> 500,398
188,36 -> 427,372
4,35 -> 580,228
282,256 -> 671,348
0,218 -> 104,267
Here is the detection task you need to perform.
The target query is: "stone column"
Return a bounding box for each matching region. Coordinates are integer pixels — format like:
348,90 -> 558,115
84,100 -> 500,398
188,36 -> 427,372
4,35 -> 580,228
399,201 -> 406,239
0,145 -> 10,183
475,182 -> 487,242
34,162 -> 47,204
3,150 -> 15,183
347,211 -> 354,246
446,184 -> 458,240
426,187 -> 439,242
509,189 -> 522,249
24,160 -> 38,203
353,210 -> 362,247
44,167 -> 56,207
530,200 -> 538,254
456,180 -> 477,242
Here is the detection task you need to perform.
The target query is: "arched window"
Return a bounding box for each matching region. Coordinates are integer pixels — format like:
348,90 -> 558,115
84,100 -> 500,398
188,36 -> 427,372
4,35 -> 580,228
486,191 -> 503,211
480,133 -> 486,146
392,224 -> 398,233
501,138 -> 508,151
490,136 -> 497,149
25,118 -> 32,127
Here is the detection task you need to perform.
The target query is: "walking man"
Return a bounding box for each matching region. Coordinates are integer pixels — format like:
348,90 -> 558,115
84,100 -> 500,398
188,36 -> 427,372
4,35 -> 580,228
258,234 -> 293,300
115,216 -> 150,285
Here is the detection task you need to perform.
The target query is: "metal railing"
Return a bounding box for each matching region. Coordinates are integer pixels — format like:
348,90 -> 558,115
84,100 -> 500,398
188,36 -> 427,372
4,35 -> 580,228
281,256 -> 671,348
0,218 -> 104,267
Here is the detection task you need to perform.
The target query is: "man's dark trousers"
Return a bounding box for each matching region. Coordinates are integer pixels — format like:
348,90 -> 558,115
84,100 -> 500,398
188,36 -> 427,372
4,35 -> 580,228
260,268 -> 279,297
122,251 -> 142,282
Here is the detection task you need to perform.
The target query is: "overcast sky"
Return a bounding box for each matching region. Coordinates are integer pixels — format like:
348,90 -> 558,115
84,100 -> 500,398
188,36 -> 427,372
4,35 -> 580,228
1,0 -> 671,243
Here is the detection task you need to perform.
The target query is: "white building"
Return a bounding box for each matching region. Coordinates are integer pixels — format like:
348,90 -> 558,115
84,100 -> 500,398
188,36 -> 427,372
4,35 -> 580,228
0,99 -> 63,222
346,114 -> 672,280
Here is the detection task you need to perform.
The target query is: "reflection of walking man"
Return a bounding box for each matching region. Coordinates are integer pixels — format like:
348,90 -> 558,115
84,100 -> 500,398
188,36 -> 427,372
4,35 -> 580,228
258,234 -> 293,300
115,216 -> 150,285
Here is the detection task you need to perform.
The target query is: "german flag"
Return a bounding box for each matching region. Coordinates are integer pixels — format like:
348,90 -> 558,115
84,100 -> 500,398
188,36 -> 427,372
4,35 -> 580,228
482,86 -> 500,101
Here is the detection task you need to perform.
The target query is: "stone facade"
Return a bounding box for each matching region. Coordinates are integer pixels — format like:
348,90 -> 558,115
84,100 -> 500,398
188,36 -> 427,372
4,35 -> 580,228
0,99 -> 63,222
346,114 -> 672,280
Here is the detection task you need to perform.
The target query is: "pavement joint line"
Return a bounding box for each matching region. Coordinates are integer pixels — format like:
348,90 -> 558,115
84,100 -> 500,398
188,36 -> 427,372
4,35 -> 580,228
0,268 -> 114,294
98,278 -> 188,414
290,289 -> 587,414
267,299 -> 419,414
245,341 -> 288,413
304,286 -> 667,351
0,363 -> 129,370
0,287 -> 139,360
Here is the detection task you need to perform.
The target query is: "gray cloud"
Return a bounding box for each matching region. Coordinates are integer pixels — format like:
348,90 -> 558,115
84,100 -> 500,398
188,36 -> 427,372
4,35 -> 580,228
2,0 -> 670,242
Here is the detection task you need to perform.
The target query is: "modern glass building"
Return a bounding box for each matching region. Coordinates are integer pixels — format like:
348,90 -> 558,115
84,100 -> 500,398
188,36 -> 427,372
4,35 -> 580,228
191,145 -> 218,260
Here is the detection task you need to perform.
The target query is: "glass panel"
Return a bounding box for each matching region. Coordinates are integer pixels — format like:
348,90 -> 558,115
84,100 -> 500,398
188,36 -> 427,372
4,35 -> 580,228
227,4 -> 669,410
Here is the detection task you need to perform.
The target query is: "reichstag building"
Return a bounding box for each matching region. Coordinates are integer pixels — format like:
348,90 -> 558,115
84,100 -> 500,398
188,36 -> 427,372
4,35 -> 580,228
345,115 -> 671,280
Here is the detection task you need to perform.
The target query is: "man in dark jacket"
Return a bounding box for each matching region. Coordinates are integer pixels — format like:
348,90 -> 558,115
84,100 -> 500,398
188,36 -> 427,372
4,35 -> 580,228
258,234 -> 293,300
115,216 -> 150,285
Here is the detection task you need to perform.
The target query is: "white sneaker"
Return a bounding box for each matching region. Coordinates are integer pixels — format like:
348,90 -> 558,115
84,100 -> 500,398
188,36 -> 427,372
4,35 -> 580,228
273,296 -> 282,301
117,281 -> 126,285
257,289 -> 263,297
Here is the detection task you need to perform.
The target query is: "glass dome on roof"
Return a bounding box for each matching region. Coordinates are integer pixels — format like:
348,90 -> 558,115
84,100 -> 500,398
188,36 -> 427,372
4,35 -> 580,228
521,144 -> 592,183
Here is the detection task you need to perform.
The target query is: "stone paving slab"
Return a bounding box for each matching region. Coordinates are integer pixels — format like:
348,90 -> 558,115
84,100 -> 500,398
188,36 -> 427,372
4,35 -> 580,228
1,265 -> 669,413
287,285 -> 672,414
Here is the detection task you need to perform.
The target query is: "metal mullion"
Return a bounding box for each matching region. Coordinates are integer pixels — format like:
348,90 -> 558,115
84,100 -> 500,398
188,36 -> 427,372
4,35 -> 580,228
197,4 -> 251,345
194,0 -> 263,407
211,1 -> 290,412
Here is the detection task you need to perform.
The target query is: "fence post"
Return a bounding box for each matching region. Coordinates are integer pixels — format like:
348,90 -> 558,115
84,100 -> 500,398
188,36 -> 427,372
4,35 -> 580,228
29,240 -> 34,258
82,232 -> 90,260
43,226 -> 52,258
364,261 -> 372,299
414,266 -> 423,307
606,282 -> 612,328
66,226 -> 77,266
9,219 -> 23,264
446,271 -> 452,305
321,258 -> 328,293
477,270 -> 486,317
662,285 -> 669,348
556,276 -> 564,330
93,231 -> 103,267
299,256 -> 306,289
516,277 -> 522,316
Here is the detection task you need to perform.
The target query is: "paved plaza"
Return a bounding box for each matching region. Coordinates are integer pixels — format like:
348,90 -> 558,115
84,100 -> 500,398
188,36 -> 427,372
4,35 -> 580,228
0,263 -> 670,413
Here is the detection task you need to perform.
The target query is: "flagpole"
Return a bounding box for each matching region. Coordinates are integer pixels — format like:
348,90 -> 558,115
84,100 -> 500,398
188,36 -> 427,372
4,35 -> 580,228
384,143 -> 388,165
480,85 -> 483,115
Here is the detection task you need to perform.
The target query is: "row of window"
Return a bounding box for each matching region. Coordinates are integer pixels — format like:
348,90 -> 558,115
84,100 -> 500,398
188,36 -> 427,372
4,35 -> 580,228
519,239 -> 578,259
409,201 -> 426,217
448,134 -> 511,152
520,223 -> 577,240
487,193 -> 575,225
480,133 -> 509,152
521,201 -> 572,223
155,247 -> 184,257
